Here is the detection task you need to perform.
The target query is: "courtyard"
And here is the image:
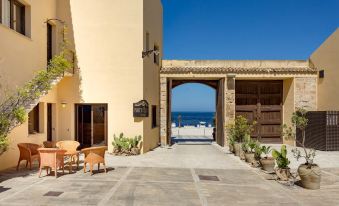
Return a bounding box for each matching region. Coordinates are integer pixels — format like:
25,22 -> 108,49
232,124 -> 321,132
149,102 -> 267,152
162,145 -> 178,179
1,143 -> 339,206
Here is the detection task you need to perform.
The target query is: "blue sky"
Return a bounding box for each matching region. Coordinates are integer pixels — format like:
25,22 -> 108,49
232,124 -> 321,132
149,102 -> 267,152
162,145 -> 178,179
164,0 -> 339,112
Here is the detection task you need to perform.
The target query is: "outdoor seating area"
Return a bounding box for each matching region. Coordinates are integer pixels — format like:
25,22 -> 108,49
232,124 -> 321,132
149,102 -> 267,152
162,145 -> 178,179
15,141 -> 108,178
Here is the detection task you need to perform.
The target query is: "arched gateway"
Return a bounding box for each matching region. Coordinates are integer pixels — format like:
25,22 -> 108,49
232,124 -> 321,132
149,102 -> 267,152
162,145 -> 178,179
160,60 -> 318,147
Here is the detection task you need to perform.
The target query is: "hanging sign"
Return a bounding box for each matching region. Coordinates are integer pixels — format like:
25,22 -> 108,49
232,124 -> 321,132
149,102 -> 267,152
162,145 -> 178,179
133,100 -> 149,117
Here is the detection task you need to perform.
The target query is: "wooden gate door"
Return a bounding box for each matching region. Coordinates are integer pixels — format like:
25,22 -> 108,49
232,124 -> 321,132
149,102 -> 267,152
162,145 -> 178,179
235,80 -> 283,143
216,79 -> 225,146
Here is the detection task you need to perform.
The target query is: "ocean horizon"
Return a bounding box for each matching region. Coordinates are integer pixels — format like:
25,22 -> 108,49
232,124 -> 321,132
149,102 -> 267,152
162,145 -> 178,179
171,111 -> 215,127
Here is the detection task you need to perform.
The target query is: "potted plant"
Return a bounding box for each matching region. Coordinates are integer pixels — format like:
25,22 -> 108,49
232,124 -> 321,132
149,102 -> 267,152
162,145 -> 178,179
272,145 -> 291,181
226,116 -> 256,157
243,138 -> 257,163
290,108 -> 321,190
259,146 -> 275,173
228,136 -> 235,153
282,109 -> 321,189
253,143 -> 262,167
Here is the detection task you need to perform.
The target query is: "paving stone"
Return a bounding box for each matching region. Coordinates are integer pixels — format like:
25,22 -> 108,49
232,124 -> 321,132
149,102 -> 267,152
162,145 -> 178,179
109,181 -> 201,206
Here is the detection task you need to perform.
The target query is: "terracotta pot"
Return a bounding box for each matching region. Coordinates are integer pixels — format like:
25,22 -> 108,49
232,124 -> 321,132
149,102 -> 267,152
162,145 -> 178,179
240,149 -> 245,160
234,143 -> 242,157
276,168 -> 291,181
298,164 -> 321,190
260,157 -> 275,173
244,152 -> 255,163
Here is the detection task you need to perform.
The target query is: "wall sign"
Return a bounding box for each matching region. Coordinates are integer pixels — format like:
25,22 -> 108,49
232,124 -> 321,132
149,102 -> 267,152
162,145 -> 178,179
133,100 -> 149,117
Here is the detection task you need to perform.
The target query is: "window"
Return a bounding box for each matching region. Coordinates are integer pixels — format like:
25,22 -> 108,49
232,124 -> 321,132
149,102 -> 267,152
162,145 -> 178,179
0,0 -> 25,35
28,104 -> 40,134
152,105 -> 157,128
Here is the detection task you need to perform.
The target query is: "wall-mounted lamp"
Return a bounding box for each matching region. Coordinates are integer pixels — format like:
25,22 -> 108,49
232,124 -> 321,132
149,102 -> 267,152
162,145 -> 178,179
142,49 -> 160,58
61,102 -> 67,108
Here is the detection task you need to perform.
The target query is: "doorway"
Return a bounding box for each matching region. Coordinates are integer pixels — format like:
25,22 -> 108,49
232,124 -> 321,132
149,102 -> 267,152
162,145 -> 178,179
235,80 -> 283,143
167,79 -> 224,146
47,103 -> 53,141
75,104 -> 108,148
47,23 -> 53,64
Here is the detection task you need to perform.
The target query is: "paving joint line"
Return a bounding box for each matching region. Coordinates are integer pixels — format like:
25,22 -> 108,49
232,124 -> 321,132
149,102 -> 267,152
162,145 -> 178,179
98,167 -> 134,206
190,168 -> 208,206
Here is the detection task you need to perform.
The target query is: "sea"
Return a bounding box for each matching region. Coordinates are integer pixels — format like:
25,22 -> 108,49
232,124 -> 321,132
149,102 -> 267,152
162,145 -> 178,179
171,112 -> 215,127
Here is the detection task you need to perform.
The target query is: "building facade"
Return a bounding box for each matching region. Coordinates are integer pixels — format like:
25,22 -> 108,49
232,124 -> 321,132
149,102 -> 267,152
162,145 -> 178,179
0,0 -> 162,170
0,0 -> 338,171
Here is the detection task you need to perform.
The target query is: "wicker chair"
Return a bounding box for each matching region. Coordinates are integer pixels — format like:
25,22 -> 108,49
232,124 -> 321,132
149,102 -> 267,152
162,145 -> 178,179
37,148 -> 66,178
56,140 -> 80,173
16,143 -> 41,170
81,146 -> 107,175
43,141 -> 57,148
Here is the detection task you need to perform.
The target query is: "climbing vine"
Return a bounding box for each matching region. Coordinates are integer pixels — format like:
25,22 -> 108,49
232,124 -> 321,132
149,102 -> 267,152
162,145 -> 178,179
0,25 -> 72,155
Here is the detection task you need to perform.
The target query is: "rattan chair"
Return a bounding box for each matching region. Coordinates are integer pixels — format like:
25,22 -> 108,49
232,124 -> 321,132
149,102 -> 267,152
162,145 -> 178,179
56,140 -> 80,173
16,143 -> 41,170
81,146 -> 107,175
37,148 -> 66,178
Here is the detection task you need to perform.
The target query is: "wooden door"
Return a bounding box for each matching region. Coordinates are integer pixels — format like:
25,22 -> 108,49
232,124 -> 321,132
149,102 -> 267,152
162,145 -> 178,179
216,79 -> 225,146
235,80 -> 283,143
76,104 -> 108,148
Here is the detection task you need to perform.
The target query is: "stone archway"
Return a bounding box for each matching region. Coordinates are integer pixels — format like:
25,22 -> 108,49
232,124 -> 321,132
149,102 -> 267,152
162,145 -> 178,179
160,77 -> 236,147
159,60 -> 317,148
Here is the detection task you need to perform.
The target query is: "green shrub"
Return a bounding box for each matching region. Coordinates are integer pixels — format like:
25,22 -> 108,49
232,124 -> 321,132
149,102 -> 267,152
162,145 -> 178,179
272,145 -> 290,169
260,145 -> 272,158
226,116 -> 256,143
112,133 -> 142,154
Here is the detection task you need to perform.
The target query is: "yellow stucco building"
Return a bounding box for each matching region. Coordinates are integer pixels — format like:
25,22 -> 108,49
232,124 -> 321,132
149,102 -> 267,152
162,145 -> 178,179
0,0 -> 338,170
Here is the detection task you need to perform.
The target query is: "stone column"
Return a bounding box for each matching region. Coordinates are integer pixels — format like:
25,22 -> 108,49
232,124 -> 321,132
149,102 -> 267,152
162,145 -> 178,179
224,74 -> 236,145
294,77 -> 317,110
160,77 -> 168,146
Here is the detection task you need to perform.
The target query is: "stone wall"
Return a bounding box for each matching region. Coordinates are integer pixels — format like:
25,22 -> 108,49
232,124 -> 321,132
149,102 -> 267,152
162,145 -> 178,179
160,77 -> 167,146
294,77 -> 317,111
224,76 -> 236,145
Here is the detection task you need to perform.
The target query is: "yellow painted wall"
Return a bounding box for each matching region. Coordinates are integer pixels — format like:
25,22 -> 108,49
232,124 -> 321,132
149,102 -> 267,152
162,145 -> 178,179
282,78 -> 295,145
311,28 -> 339,110
142,0 -> 162,152
0,0 -> 58,98
60,0 -> 162,153
0,0 -> 61,170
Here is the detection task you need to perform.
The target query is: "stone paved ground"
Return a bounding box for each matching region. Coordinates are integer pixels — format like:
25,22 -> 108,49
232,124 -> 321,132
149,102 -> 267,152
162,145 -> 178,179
0,143 -> 339,206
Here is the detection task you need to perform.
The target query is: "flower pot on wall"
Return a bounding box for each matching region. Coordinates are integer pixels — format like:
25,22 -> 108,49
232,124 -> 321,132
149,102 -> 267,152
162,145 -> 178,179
244,153 -> 255,163
276,168 -> 291,181
260,157 -> 275,173
298,164 -> 321,190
